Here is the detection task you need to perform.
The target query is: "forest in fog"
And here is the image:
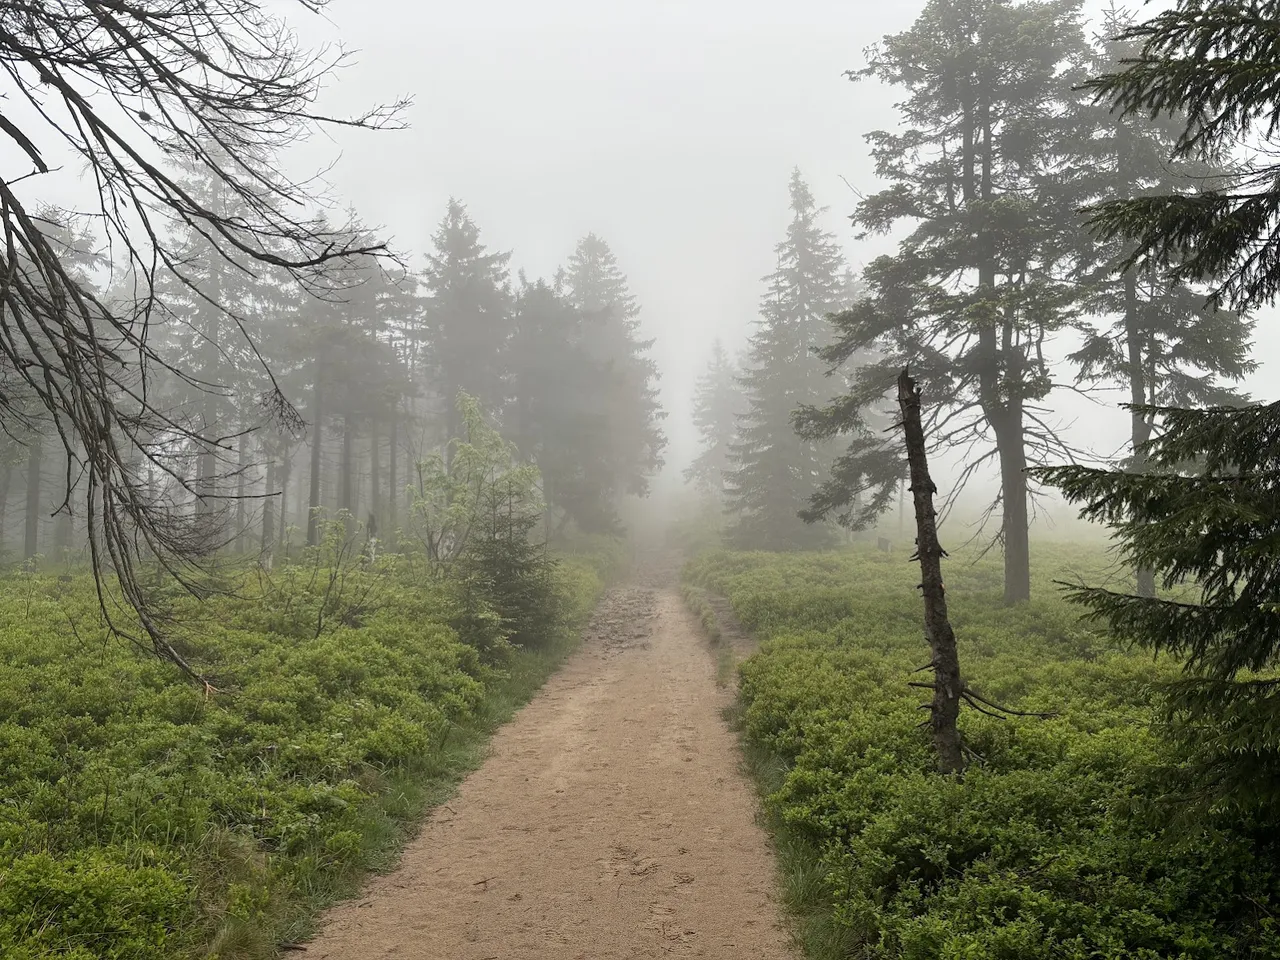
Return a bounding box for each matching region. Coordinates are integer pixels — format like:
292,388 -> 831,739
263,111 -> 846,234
7,0 -> 1280,958
686,2 -> 1254,604
6,201 -> 665,566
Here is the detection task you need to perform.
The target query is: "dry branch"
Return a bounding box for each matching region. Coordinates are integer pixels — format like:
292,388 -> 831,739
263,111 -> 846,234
0,1 -> 407,678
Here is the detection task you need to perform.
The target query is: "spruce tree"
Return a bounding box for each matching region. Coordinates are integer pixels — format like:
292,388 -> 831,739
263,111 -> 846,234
1071,7 -> 1256,596
1037,403 -> 1280,817
153,148 -> 304,549
24,213 -> 104,562
294,218 -> 406,546
506,276 -> 620,534
422,199 -> 513,443
1034,0 -> 1280,818
797,0 -> 1090,599
560,234 -> 666,507
725,170 -> 846,551
1085,0 -> 1280,311
684,338 -> 742,498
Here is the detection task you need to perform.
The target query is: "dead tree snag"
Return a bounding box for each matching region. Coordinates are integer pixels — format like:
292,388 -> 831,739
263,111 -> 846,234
897,367 -> 965,775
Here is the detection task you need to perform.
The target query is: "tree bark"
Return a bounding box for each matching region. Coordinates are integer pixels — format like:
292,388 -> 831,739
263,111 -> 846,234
898,368 -> 964,776
24,435 -> 42,561
993,410 -> 1031,604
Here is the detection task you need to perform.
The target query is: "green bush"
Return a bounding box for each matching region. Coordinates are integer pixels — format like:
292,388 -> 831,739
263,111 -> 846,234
686,545 -> 1280,959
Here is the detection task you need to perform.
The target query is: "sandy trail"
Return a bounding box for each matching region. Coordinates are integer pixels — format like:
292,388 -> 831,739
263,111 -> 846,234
306,561 -> 793,960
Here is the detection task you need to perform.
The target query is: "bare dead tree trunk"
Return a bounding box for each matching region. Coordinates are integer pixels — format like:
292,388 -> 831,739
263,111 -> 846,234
898,368 -> 965,776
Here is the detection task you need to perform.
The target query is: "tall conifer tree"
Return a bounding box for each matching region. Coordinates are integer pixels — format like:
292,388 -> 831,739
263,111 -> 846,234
560,234 -> 666,508
1071,6 -> 1255,596
422,199 -> 513,442
725,170 -> 846,551
506,276 -> 620,534
798,0 -> 1090,600
1035,0 -> 1280,817
685,338 -> 742,498
153,150 -> 299,547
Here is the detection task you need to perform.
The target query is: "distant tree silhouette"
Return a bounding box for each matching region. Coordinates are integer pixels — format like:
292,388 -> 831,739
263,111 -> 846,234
726,170 -> 846,551
685,339 -> 742,498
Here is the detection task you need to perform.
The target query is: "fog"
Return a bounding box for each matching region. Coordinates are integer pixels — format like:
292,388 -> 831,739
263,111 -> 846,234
272,0 -> 1277,507
4,0 -> 1275,562
282,0 -> 908,476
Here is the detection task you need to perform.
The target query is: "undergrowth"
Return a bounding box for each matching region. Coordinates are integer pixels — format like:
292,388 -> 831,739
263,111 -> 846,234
686,543 -> 1280,960
0,540 -> 620,960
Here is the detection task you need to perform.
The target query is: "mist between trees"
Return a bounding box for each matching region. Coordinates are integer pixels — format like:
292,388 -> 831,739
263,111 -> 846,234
9,198 -> 665,662
0,1 -> 666,682
687,0 -> 1256,607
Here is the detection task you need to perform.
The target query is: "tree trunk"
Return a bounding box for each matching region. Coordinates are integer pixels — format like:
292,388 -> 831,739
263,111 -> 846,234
307,381 -> 323,546
898,369 -> 964,775
388,411 -> 398,546
234,430 -> 248,553
262,455 -> 276,566
53,443 -> 73,561
1124,270 -> 1157,598
370,424 -> 381,537
340,413 -> 354,537
973,91 -> 1030,604
0,460 -> 13,557
196,392 -> 217,532
278,452 -> 291,558
445,393 -> 460,471
993,410 -> 1031,604
898,476 -> 906,537
24,435 -> 42,561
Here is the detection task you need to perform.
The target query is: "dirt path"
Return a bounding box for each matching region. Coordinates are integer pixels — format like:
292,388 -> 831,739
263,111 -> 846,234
306,560 -> 793,960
